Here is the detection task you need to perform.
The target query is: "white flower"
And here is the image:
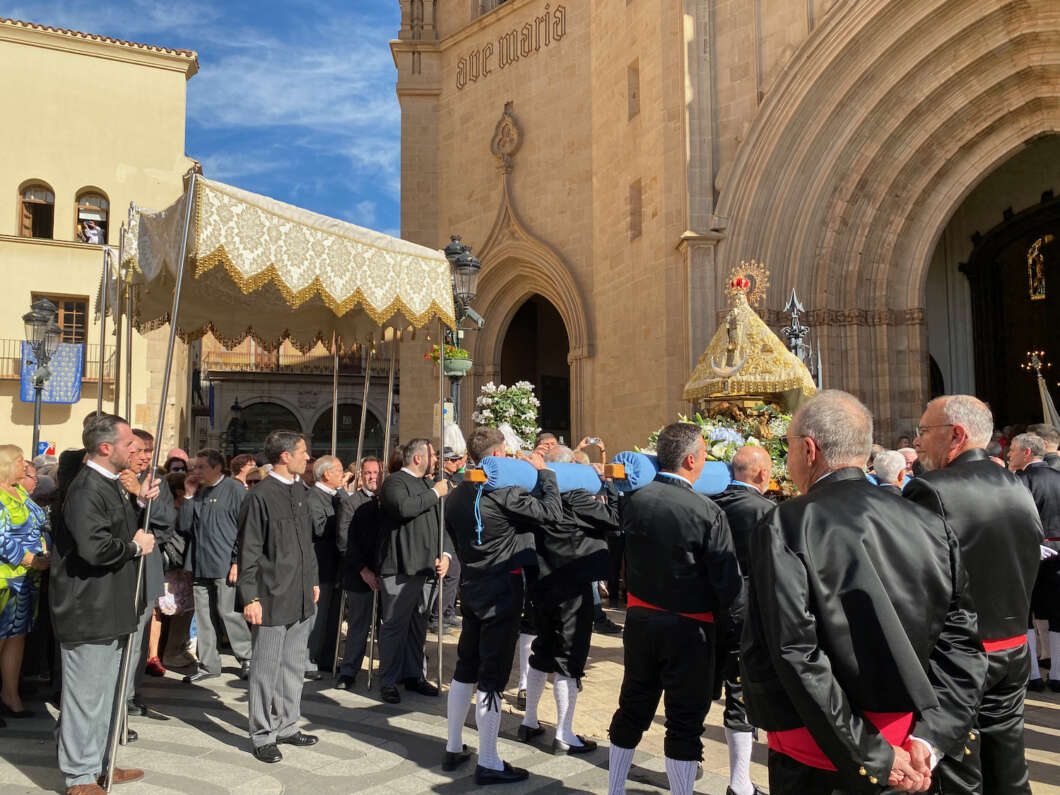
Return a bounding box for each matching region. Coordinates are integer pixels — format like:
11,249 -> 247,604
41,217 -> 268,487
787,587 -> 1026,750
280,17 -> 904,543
497,384 -> 507,393
483,381 -> 496,394
479,397 -> 492,407
745,436 -> 759,446
710,443 -> 728,459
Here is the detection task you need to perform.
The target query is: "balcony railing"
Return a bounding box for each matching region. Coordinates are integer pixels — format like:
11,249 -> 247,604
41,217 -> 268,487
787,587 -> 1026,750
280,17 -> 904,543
0,339 -> 116,382
202,350 -> 392,377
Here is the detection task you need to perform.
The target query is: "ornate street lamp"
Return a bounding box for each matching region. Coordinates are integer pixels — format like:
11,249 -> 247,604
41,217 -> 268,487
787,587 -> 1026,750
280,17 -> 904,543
22,298 -> 61,455
443,236 -> 485,429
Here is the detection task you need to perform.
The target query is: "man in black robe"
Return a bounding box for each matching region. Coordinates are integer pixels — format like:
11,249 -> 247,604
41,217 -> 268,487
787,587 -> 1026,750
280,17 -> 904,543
906,395 -> 1043,794
180,448 -> 251,683
305,454 -> 345,678
377,438 -> 451,703
712,444 -> 774,795
443,426 -> 562,786
335,456 -> 383,689
607,422 -> 742,795
1007,432 -> 1060,692
237,431 -> 319,764
51,414 -> 158,792
518,444 -> 617,755
1029,423 -> 1060,471
744,390 -> 987,795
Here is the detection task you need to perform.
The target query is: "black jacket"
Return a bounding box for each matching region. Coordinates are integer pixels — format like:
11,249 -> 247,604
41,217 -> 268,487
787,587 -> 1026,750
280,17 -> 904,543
306,484 -> 342,585
904,448 -> 1043,641
741,468 -> 987,790
337,488 -> 382,593
711,483 -> 774,575
1044,451 -> 1060,472
621,474 -> 741,616
379,470 -> 453,577
446,469 -> 562,616
1019,461 -> 1060,549
237,475 -> 318,626
179,475 -> 245,580
532,487 -> 618,603
50,465 -> 144,644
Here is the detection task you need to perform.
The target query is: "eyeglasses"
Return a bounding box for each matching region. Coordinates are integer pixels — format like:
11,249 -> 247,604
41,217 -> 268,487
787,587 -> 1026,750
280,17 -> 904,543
914,424 -> 953,437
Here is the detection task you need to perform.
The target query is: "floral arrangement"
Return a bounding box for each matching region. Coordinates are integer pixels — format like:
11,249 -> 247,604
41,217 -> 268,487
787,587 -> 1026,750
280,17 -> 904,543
472,380 -> 541,450
642,403 -> 794,493
424,344 -> 470,363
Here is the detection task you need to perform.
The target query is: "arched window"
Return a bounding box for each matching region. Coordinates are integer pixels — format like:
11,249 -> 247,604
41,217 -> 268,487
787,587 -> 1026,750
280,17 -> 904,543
18,182 -> 55,239
75,190 -> 109,244
228,401 -> 301,457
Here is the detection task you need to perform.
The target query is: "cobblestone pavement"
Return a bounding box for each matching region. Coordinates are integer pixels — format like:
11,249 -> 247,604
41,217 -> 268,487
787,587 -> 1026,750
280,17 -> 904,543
2,606 -> 1058,793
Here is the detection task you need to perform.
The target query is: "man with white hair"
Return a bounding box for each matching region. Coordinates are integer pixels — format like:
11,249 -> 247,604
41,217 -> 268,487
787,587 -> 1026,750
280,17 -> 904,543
305,455 -> 345,678
906,395 -> 1043,794
743,390 -> 986,794
1008,433 -> 1060,694
873,450 -> 908,495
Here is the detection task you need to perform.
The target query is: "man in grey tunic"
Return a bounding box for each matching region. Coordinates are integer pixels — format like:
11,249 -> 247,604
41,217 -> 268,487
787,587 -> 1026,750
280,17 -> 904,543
180,448 -> 251,682
238,430 -> 320,763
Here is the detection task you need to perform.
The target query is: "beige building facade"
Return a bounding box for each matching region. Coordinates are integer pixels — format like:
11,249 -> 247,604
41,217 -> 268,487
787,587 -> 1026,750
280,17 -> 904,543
0,18 -> 198,454
394,0 -> 1060,449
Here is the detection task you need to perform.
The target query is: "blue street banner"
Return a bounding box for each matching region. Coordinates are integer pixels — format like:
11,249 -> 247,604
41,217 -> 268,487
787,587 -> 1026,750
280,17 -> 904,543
20,342 -> 84,404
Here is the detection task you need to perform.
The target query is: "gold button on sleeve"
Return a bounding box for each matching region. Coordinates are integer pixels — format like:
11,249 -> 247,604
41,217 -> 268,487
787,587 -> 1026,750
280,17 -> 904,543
869,776 -> 878,785
859,767 -> 867,776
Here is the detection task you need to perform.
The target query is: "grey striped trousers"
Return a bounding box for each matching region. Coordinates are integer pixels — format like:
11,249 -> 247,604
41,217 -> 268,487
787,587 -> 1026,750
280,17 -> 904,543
248,617 -> 312,747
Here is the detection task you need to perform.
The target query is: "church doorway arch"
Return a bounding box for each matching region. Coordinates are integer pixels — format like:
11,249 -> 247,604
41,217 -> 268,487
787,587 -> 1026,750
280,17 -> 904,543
499,295 -> 571,443
310,404 -> 383,463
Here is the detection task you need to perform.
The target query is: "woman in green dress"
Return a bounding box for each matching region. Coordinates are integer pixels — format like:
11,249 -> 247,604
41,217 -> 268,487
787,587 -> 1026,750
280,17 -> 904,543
0,445 -> 50,718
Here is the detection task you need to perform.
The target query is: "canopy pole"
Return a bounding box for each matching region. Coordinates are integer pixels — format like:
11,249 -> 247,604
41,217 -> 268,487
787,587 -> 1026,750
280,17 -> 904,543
436,322 -> 446,690
330,332 -> 339,456
95,248 -> 110,417
102,173 -> 197,793
353,345 -> 372,470
124,262 -> 134,421
363,337 -> 398,686
112,236 -> 124,416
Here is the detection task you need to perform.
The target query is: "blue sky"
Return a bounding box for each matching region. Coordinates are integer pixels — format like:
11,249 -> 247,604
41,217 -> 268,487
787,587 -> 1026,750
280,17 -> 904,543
4,0 -> 403,235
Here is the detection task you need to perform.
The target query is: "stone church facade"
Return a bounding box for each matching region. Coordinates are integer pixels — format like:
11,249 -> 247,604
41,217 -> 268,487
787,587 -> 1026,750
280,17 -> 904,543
393,0 -> 1060,449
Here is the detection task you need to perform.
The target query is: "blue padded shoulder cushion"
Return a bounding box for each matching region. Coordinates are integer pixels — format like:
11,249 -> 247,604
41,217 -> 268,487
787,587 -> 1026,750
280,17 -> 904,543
477,456 -> 603,494
611,450 -> 732,496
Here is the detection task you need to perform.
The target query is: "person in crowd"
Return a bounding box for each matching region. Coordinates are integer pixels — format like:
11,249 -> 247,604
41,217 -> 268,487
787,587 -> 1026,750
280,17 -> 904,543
237,430 -> 319,764
335,456 -> 383,689
377,438 -> 451,704
607,422 -> 742,795
386,446 -> 403,475
51,414 -> 157,792
246,467 -> 266,487
898,446 -> 919,480
430,439 -> 467,634
896,434 -> 914,449
712,444 -> 775,795
305,455 -> 345,678
906,395 -> 1042,794
0,445 -> 50,720
873,449 -> 909,495
229,454 -> 256,489
180,448 -> 252,683
535,432 -> 559,453
164,449 -> 188,475
519,444 -> 618,755
743,391 -> 987,794
1028,423 -> 1060,471
1007,432 -> 1060,693
121,430 -> 177,715
444,426 -> 562,785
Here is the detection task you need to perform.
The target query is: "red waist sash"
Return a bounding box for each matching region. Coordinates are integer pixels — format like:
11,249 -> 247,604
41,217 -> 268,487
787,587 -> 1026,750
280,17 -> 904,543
768,711 -> 913,771
982,634 -> 1026,652
626,593 -> 714,623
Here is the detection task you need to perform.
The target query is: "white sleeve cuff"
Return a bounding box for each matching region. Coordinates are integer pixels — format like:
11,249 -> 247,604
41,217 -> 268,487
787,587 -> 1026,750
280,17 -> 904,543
908,736 -> 939,770
442,552 -> 452,559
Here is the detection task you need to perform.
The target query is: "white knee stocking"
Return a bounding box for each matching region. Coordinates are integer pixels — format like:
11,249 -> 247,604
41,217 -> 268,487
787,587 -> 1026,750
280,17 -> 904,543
1049,631 -> 1060,681
517,633 -> 534,690
1028,630 -> 1041,680
446,680 -> 474,753
725,728 -> 754,795
664,757 -> 697,795
475,690 -> 504,771
521,665 -> 547,728
554,675 -> 582,746
608,744 -> 636,795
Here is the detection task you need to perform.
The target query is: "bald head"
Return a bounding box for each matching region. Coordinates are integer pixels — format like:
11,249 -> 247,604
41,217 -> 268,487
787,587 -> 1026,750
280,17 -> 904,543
731,445 -> 772,493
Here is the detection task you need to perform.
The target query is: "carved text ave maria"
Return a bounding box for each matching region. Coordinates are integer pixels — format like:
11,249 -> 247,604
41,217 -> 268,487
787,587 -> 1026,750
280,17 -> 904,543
456,4 -> 567,91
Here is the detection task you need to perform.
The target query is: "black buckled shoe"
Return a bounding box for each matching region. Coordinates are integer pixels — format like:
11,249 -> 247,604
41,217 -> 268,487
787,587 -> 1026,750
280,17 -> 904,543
304,670 -> 324,681
517,724 -> 545,743
516,689 -> 526,710
380,685 -> 401,703
183,669 -> 219,684
1028,678 -> 1046,692
239,660 -> 251,680
252,743 -> 282,763
124,728 -> 138,743
335,674 -> 357,691
552,735 -> 597,755
442,744 -> 472,771
277,731 -> 318,747
475,761 -> 529,785
405,677 -> 439,696
726,787 -> 767,795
